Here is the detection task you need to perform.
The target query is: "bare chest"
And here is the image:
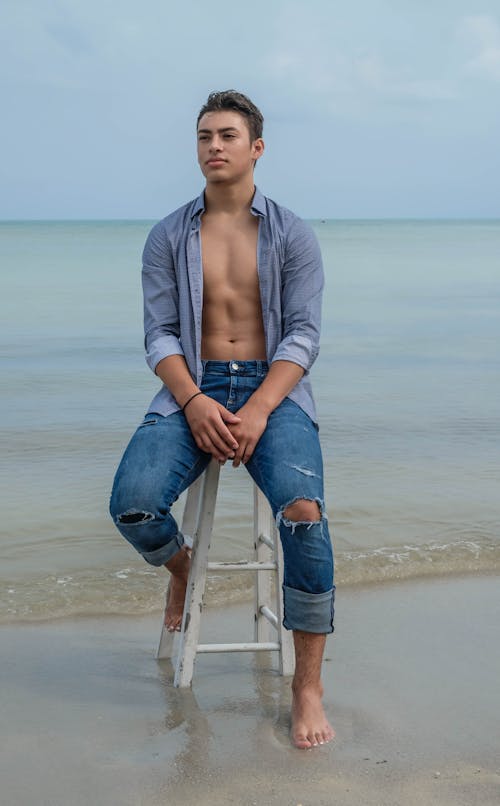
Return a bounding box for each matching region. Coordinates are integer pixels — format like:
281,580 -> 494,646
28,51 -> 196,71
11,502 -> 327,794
200,215 -> 259,295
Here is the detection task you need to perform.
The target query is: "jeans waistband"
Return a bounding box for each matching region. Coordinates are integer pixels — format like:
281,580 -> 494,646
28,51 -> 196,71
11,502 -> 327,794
201,360 -> 269,377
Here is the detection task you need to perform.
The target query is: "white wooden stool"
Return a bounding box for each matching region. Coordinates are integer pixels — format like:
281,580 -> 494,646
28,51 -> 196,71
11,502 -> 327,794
157,458 -> 295,687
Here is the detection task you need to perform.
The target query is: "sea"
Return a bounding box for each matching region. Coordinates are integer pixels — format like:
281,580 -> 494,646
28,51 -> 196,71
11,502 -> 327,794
1,218 -> 499,622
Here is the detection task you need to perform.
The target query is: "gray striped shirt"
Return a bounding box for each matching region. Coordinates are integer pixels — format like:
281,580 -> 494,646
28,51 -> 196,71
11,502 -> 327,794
143,186 -> 324,422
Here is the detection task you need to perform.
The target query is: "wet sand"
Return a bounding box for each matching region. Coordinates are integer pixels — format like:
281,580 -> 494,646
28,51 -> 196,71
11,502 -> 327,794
1,575 -> 499,806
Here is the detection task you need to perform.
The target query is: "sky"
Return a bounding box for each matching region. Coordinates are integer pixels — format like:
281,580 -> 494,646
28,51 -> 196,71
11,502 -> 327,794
1,0 -> 499,219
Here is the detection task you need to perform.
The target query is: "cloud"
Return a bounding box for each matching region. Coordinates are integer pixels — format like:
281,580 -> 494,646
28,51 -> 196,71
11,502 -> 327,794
262,2 -> 461,113
458,14 -> 500,82
353,54 -> 457,101
267,43 -> 457,109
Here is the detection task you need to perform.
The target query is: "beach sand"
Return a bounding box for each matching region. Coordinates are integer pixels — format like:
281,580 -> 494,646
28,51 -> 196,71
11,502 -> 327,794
1,575 -> 499,806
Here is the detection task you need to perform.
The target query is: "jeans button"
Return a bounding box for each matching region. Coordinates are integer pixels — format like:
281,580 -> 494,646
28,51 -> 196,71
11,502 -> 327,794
231,362 -> 239,371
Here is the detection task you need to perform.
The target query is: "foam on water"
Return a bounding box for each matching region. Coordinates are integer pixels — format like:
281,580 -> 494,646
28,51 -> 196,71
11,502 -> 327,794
2,537 -> 499,624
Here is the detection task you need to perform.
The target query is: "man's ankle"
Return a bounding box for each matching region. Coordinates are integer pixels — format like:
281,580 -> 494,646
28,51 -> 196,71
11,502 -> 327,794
165,545 -> 190,576
292,679 -> 324,697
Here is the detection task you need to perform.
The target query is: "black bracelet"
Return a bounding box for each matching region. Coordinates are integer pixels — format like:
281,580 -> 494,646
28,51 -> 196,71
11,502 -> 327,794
182,391 -> 203,412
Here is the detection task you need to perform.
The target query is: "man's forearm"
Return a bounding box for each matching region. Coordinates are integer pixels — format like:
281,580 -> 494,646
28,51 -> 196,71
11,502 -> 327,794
154,355 -> 199,409
246,360 -> 305,415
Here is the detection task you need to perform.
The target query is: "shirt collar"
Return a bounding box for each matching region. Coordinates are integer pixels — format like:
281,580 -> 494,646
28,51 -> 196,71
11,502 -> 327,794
190,186 -> 267,220
250,186 -> 267,217
191,190 -> 205,219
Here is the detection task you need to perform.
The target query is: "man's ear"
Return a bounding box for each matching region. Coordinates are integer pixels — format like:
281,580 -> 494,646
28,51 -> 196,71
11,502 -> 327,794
252,138 -> 265,163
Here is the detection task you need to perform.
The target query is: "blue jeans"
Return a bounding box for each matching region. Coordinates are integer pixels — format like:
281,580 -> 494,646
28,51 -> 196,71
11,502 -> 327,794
110,361 -> 334,634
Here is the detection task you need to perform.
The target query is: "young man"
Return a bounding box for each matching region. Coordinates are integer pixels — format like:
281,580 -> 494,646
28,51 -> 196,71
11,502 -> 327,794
110,90 -> 335,749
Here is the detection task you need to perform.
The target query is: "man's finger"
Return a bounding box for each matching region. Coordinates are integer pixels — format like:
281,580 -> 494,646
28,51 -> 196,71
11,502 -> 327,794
221,413 -> 241,423
232,441 -> 248,468
206,427 -> 238,456
217,405 -> 241,425
241,438 -> 257,465
197,440 -> 233,462
196,431 -> 228,460
213,419 -> 239,450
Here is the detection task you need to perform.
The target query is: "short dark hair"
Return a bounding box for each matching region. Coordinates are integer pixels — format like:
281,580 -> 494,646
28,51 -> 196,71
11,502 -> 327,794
197,90 -> 264,142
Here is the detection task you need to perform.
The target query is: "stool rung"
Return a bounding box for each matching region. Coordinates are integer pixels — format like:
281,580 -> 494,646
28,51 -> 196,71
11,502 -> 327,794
207,561 -> 276,571
259,605 -> 278,629
258,533 -> 274,550
197,641 -> 280,653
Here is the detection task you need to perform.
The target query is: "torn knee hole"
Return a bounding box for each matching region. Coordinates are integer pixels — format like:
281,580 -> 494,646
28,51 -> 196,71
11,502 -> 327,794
117,510 -> 155,525
283,499 -> 321,522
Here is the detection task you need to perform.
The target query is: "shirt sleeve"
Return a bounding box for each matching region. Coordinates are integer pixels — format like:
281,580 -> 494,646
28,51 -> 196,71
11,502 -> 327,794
271,217 -> 324,373
142,221 -> 185,373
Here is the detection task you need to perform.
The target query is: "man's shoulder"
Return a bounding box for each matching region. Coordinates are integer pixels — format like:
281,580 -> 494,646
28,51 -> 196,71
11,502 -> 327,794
259,191 -> 312,229
143,197 -> 200,260
260,192 -> 318,244
153,197 -> 199,237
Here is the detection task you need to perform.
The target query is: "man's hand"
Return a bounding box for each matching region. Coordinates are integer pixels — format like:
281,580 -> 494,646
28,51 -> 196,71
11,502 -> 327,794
184,394 -> 241,462
228,399 -> 269,467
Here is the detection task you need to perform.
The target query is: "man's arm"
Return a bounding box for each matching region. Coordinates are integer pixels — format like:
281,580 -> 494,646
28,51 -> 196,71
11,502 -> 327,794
142,223 -> 240,462
142,222 -> 185,372
271,216 -> 323,371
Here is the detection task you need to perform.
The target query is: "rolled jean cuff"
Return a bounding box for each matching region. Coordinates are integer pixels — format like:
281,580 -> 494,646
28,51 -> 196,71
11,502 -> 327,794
282,584 -> 335,634
140,532 -> 185,566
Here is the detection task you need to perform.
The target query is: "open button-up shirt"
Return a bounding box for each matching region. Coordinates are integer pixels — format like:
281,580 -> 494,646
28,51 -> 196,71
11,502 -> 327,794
143,187 -> 324,423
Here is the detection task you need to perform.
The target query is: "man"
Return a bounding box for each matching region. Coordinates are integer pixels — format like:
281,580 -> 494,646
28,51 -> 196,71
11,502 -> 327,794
110,90 -> 335,749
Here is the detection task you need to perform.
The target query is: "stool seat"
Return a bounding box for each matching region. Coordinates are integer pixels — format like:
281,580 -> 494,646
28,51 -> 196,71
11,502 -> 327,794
157,458 -> 295,687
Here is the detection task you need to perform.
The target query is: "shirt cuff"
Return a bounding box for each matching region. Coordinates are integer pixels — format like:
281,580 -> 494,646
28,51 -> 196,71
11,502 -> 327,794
145,335 -> 185,373
271,334 -> 318,373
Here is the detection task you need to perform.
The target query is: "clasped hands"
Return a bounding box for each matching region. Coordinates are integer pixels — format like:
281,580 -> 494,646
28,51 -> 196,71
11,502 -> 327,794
184,393 -> 269,467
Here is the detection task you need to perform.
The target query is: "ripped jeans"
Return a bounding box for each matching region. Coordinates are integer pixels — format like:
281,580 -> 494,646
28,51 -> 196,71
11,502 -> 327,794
109,361 -> 334,634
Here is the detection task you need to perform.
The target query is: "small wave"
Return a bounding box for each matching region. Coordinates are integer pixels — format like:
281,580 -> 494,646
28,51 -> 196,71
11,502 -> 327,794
336,538 -> 500,585
1,538 -> 499,623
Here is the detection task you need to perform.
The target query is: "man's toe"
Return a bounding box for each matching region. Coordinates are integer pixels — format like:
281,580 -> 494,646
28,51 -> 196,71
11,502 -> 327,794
292,731 -> 312,749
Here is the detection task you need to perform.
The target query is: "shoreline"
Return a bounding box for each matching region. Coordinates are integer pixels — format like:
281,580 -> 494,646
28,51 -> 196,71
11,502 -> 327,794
2,565 -> 499,628
1,575 -> 499,805
0,556 -> 500,627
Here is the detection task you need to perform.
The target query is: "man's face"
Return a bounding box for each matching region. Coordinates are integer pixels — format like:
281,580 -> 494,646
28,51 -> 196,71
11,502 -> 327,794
197,110 -> 264,183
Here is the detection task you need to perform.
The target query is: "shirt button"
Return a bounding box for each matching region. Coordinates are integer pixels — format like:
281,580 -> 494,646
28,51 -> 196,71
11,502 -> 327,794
231,362 -> 239,371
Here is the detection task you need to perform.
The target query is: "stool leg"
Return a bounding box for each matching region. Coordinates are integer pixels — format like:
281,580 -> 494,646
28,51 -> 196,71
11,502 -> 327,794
157,472 -> 204,660
254,487 -> 274,645
273,515 -> 295,677
174,459 -> 221,687
254,486 -> 295,676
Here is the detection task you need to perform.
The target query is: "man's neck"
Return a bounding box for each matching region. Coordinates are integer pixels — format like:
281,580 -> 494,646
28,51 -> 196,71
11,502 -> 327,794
204,178 -> 256,215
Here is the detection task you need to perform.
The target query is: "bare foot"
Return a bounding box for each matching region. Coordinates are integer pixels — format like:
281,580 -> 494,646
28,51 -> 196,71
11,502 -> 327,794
164,546 -> 190,632
291,683 -> 335,749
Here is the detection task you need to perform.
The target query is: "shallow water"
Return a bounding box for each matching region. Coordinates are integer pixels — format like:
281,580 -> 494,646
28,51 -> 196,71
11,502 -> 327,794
1,218 -> 499,621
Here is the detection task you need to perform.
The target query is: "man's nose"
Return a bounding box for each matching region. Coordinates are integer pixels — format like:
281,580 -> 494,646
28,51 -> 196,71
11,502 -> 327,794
209,137 -> 222,152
